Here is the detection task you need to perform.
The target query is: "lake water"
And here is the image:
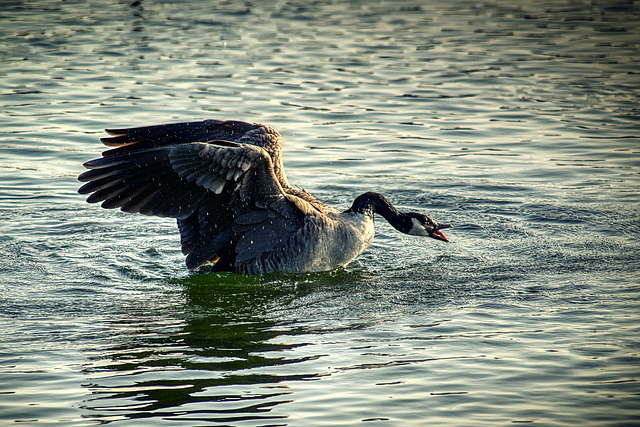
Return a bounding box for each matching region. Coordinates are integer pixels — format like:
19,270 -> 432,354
1,0 -> 639,425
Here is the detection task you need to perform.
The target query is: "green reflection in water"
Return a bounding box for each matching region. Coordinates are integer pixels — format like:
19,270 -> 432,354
81,270 -> 370,424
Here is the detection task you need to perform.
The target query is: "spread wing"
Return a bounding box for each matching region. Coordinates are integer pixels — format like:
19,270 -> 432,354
100,120 -> 290,188
78,122 -> 305,271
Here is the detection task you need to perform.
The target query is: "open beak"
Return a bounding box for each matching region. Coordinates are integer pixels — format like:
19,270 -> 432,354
430,224 -> 451,242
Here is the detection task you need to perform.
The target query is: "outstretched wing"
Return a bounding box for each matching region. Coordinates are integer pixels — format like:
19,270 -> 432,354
100,120 -> 290,189
79,136 -> 304,270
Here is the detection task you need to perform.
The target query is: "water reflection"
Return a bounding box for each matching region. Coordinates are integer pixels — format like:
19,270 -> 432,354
80,271 -> 370,424
82,277 -> 296,423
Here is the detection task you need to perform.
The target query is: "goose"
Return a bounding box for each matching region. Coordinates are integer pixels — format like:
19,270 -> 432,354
78,120 -> 451,274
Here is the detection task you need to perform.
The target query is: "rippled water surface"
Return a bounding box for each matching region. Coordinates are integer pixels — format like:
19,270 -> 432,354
1,0 -> 639,425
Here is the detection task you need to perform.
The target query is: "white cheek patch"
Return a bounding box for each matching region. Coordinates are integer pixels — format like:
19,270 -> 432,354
408,217 -> 429,236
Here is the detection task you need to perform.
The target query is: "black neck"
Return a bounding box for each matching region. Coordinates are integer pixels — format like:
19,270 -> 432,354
348,192 -> 411,232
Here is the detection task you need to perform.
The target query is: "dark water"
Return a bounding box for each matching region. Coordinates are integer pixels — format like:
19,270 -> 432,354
1,0 -> 639,425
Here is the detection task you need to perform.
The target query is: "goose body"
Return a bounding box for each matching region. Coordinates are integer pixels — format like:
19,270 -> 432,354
78,120 -> 450,274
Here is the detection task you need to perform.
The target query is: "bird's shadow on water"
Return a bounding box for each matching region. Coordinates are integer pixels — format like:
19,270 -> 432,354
79,267 -> 379,424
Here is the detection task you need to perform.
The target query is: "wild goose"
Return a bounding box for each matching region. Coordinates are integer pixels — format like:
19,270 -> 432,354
78,120 -> 451,274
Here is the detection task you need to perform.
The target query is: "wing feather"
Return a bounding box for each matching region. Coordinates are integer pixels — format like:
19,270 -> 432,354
98,120 -> 289,189
79,120 -> 313,271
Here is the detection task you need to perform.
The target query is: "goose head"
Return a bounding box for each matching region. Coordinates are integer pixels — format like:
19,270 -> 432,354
404,213 -> 451,241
